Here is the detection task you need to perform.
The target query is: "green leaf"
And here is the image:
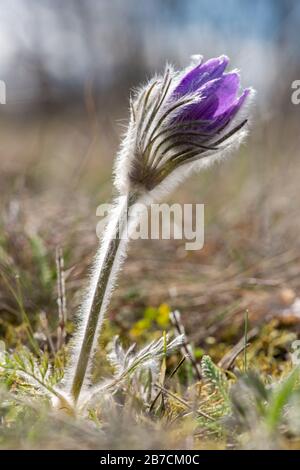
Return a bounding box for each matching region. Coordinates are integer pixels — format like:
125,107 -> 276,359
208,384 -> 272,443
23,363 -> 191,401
266,367 -> 299,432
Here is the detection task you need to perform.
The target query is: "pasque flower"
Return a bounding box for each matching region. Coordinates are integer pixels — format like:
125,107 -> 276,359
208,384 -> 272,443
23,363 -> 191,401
66,55 -> 254,404
115,54 -> 253,196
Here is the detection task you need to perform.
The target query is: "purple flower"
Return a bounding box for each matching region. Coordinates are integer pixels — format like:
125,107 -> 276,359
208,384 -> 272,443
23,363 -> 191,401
172,55 -> 251,132
115,55 -> 254,194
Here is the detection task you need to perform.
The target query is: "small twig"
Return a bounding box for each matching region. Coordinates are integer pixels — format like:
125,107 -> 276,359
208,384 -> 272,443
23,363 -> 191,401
39,311 -> 56,356
56,246 -> 67,351
149,356 -> 186,412
154,384 -> 215,421
170,310 -> 202,380
218,326 -> 258,371
244,310 -> 249,372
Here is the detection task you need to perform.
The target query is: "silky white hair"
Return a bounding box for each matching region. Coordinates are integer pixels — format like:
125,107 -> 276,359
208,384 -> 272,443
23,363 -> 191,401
114,61 -> 255,200
63,57 -> 255,404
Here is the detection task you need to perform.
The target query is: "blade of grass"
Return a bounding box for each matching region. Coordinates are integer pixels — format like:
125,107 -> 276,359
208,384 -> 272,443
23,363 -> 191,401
244,309 -> 249,373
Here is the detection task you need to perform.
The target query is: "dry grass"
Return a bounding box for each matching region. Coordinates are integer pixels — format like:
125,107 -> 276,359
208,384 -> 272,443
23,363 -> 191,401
1,109 -> 300,449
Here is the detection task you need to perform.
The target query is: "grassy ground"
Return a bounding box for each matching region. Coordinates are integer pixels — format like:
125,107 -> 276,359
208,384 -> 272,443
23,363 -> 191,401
0,111 -> 300,449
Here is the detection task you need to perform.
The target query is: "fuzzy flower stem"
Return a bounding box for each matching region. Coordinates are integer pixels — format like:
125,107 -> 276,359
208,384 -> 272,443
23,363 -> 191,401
67,54 -> 253,405
70,191 -> 139,403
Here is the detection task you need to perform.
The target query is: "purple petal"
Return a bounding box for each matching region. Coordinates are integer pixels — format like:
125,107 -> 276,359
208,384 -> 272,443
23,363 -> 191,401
205,88 -> 251,132
175,76 -> 231,122
174,79 -> 220,121
213,72 -> 240,116
173,55 -> 229,97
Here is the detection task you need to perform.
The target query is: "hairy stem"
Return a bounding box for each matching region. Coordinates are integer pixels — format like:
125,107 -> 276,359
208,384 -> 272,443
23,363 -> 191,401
70,192 -> 138,403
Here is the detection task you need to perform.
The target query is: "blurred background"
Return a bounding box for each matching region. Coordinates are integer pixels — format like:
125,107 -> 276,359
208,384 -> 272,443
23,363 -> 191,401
0,0 -> 300,351
1,0 -> 300,112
